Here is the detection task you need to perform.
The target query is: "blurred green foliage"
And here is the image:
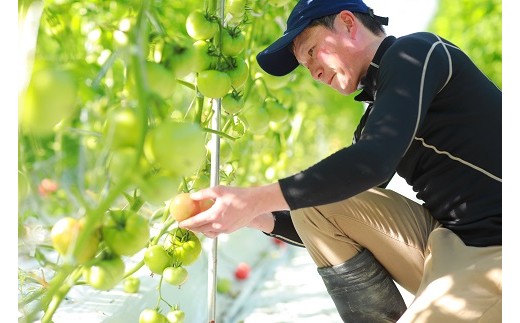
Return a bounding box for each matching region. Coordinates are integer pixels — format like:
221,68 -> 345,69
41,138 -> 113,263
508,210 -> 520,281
429,0 -> 502,88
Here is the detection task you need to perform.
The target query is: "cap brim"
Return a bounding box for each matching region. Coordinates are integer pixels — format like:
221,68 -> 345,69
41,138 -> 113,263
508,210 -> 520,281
256,24 -> 307,77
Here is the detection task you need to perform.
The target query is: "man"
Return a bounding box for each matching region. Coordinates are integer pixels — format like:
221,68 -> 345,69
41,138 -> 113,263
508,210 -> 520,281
180,0 -> 502,321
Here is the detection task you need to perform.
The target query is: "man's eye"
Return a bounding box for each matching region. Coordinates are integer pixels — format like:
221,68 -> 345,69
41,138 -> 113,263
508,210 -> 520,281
308,47 -> 314,57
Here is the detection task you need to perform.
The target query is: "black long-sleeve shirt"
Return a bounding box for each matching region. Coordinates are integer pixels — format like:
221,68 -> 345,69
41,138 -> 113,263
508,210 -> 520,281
267,33 -> 502,248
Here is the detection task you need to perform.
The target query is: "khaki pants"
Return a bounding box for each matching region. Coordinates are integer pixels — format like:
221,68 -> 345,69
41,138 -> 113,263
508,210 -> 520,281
291,188 -> 502,322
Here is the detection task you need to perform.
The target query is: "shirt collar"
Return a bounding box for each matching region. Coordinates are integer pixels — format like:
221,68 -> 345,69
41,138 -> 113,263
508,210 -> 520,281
354,35 -> 397,103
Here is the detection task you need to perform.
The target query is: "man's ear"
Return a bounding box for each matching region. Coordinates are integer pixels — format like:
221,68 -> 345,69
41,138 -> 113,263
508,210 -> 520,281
336,10 -> 357,35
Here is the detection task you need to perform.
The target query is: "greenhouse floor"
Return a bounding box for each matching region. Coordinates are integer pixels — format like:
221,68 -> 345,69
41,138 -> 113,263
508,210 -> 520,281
222,238 -> 414,323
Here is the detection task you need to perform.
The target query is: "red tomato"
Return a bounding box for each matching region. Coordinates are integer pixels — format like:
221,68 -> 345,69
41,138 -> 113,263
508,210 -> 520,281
272,237 -> 287,248
169,192 -> 215,222
234,262 -> 250,280
169,193 -> 199,222
38,178 -> 59,196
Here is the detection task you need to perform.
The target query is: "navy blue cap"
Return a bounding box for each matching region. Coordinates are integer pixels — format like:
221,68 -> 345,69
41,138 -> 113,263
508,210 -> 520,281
256,0 -> 388,76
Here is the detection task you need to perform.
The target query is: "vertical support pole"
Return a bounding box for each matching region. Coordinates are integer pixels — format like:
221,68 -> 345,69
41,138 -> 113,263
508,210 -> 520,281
208,1 -> 226,321
207,100 -> 220,323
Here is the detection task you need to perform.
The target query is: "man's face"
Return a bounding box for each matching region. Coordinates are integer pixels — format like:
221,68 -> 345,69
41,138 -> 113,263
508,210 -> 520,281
292,18 -> 363,95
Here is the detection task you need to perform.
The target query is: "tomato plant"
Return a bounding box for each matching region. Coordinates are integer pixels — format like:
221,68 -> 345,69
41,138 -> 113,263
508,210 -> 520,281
17,0 -> 374,321
164,228 -> 202,266
102,209 -> 150,256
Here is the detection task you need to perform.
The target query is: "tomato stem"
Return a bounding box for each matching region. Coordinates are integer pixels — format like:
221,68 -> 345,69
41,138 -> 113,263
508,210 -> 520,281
201,126 -> 237,141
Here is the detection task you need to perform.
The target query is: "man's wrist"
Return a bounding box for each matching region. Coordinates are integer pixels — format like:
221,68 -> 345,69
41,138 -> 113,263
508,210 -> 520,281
247,212 -> 275,233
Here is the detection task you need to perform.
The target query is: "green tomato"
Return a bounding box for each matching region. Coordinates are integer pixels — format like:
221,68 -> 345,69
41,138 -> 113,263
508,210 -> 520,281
186,10 -> 218,40
84,256 -> 125,291
50,217 -> 99,264
139,309 -> 167,323
162,266 -> 189,286
192,40 -> 216,73
164,228 -> 202,266
123,276 -> 140,293
197,70 -> 231,98
166,309 -> 185,323
271,0 -> 291,7
167,44 -> 197,78
139,173 -> 182,206
242,107 -> 270,136
20,67 -> 78,136
18,171 -> 30,204
107,147 -> 140,185
221,28 -> 246,57
190,173 -> 210,191
254,71 -> 294,90
222,92 -> 244,115
145,61 -> 176,98
216,277 -> 233,294
143,121 -> 206,177
225,58 -> 248,89
265,100 -> 289,123
227,0 -> 246,18
102,209 -> 150,257
102,107 -> 141,149
144,245 -> 173,275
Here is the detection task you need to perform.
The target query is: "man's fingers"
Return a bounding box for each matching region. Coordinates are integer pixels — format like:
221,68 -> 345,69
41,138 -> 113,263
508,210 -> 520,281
178,211 -> 222,231
190,187 -> 219,201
